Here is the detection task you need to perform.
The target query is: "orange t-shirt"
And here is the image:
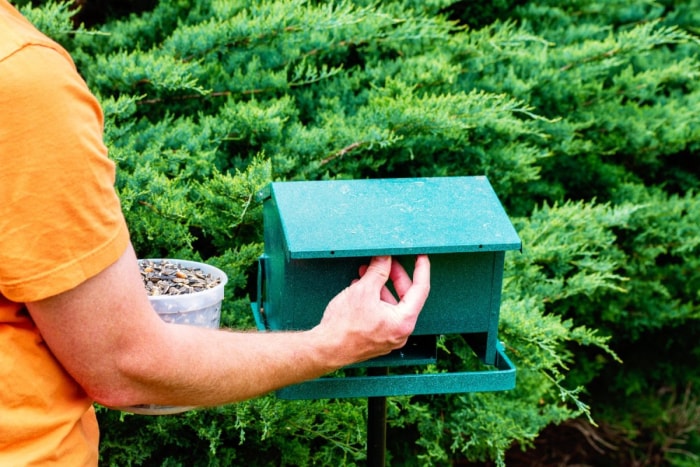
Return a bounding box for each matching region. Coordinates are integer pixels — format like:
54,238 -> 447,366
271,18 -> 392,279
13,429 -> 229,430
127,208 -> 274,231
0,1 -> 130,465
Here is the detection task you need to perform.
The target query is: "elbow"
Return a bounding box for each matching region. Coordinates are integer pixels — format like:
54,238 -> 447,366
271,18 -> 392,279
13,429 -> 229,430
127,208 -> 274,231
78,368 -> 145,409
86,385 -> 136,409
77,349 -> 159,408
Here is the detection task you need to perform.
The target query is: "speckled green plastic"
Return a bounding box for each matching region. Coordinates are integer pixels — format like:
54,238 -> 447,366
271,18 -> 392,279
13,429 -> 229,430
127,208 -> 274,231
252,176 -> 521,399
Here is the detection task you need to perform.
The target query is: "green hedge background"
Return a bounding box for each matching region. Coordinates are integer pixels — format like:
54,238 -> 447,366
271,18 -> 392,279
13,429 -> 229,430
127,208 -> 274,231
16,0 -> 699,465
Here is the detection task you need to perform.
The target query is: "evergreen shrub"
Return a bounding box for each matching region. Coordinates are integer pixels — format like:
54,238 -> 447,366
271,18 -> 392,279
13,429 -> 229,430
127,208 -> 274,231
18,0 -> 699,465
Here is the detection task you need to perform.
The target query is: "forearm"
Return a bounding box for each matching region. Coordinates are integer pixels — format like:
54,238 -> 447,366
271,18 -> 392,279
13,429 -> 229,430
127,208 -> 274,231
105,323 -> 339,408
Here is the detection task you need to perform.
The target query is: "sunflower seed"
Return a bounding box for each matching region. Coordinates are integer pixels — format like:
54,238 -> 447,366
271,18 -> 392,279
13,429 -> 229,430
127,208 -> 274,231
139,259 -> 221,296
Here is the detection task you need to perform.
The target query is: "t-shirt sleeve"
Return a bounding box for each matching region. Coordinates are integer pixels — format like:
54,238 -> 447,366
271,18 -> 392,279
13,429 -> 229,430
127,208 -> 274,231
0,44 -> 130,302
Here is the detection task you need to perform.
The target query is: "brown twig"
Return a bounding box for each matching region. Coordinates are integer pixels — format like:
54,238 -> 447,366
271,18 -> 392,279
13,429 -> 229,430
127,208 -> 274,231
320,141 -> 365,165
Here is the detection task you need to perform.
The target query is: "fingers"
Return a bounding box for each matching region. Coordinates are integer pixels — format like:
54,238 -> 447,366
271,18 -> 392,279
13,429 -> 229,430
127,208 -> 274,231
359,257 -> 398,304
331,255 -> 430,361
398,254 -> 430,311
358,255 -> 392,289
389,258 -> 412,300
357,255 -> 430,308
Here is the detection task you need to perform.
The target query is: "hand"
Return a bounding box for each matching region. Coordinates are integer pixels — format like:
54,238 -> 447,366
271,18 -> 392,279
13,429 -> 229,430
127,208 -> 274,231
314,255 -> 430,368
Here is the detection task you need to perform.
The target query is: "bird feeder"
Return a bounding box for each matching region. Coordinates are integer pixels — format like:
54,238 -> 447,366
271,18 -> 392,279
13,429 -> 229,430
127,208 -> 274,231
251,176 -> 520,400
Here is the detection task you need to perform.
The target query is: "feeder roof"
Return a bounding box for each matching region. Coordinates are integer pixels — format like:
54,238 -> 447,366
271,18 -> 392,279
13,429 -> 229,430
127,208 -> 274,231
261,176 -> 521,259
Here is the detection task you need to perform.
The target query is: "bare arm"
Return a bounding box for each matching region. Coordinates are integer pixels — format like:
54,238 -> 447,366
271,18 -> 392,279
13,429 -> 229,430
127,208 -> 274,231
26,243 -> 430,408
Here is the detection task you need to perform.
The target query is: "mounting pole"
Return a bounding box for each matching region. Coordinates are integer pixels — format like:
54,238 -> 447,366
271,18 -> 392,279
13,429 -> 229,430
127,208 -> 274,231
367,367 -> 388,467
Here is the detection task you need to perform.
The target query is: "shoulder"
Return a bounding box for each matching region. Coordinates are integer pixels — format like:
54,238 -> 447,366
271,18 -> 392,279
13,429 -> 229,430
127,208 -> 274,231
0,42 -> 104,164
0,1 -> 80,107
0,42 -> 87,106
0,27 -> 103,144
0,4 -> 105,182
0,22 -> 81,103
0,1 -> 74,67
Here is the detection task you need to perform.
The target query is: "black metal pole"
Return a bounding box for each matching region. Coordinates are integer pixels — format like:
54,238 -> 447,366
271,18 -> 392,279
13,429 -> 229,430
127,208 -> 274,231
367,367 -> 388,467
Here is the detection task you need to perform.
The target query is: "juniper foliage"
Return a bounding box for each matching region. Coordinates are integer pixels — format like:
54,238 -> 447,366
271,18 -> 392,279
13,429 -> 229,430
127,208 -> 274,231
18,0 -> 700,465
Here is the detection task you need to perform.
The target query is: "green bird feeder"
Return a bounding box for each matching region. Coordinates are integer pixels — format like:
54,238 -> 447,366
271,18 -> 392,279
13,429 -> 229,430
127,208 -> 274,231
252,176 -> 520,400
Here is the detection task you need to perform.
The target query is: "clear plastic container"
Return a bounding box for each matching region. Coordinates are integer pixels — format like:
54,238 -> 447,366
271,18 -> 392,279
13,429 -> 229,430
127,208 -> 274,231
145,259 -> 227,329
119,259 -> 228,416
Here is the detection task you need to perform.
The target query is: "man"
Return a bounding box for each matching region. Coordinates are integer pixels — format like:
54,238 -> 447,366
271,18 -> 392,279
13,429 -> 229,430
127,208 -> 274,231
0,1 -> 431,465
